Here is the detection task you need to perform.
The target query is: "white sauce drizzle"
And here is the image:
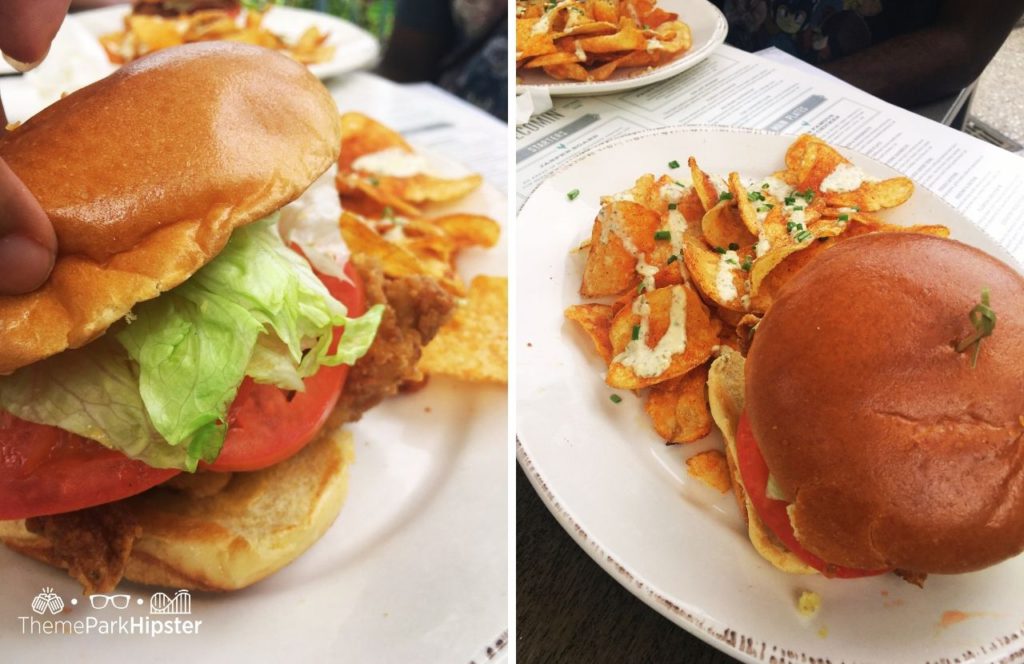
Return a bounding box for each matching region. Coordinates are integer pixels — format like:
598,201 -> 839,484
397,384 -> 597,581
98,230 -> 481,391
613,285 -> 688,377
531,0 -> 572,35
601,187 -> 636,204
760,175 -> 793,201
755,235 -> 772,258
659,181 -> 689,268
787,207 -> 809,241
748,176 -> 792,255
820,162 -> 877,193
352,147 -> 429,177
659,182 -> 687,203
381,216 -> 409,242
716,250 -> 741,303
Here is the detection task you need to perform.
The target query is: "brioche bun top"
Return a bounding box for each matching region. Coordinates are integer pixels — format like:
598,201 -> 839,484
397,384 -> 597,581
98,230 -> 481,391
0,42 -> 341,375
745,232 -> 1024,574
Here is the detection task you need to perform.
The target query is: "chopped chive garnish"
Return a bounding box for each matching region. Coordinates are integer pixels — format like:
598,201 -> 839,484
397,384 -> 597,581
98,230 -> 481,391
631,324 -> 641,340
668,160 -> 680,169
609,394 -> 623,404
667,254 -> 679,264
728,242 -> 739,251
838,213 -> 849,222
747,191 -> 764,202
956,288 -> 997,368
726,258 -> 738,266
786,221 -> 796,232
784,196 -> 796,206
741,258 -> 753,271
567,188 -> 580,201
637,283 -> 646,294
761,182 -> 770,189
713,246 -> 726,254
667,203 -> 677,210
718,192 -> 734,201
794,230 -> 813,243
654,230 -> 671,241
803,189 -> 815,200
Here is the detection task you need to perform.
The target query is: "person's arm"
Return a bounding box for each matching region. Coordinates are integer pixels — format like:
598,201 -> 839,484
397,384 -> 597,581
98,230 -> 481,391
822,0 -> 1024,107
0,0 -> 66,295
377,0 -> 455,83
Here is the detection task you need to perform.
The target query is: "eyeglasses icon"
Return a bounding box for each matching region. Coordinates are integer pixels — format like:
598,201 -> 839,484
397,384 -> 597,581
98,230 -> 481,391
89,594 -> 131,610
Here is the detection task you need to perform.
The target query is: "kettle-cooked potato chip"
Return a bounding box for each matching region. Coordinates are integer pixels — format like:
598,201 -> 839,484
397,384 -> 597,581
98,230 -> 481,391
683,236 -> 751,312
565,304 -> 616,365
606,284 -> 717,390
701,197 -> 756,252
581,200 -> 663,297
419,276 -> 508,383
337,113 -> 483,216
645,364 -> 712,443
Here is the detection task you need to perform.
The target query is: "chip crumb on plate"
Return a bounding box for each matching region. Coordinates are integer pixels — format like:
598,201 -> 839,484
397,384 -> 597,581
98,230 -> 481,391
798,590 -> 822,617
685,449 -> 730,493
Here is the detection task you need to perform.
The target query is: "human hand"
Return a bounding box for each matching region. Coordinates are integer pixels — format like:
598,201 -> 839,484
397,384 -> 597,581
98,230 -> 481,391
0,0 -> 69,295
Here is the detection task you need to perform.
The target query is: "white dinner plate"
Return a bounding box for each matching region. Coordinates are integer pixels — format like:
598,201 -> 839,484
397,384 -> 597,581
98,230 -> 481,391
73,4 -> 380,80
516,0 -> 727,97
517,126 -> 1024,664
0,144 -> 507,660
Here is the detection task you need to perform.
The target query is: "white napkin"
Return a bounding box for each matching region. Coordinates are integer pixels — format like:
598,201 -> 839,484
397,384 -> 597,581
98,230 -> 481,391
516,87 -> 553,126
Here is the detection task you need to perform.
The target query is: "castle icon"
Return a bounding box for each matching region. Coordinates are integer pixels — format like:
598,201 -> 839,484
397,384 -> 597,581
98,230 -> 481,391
149,589 -> 191,615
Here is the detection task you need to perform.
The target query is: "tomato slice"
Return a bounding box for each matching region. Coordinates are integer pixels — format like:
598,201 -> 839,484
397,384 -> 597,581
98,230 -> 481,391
0,413 -> 179,520
204,262 -> 366,471
735,413 -> 889,579
0,260 -> 365,518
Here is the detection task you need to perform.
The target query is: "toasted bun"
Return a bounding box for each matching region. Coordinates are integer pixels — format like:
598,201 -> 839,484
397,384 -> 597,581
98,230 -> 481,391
746,233 -> 1024,574
0,429 -> 354,591
707,348 -> 816,574
0,42 -> 341,375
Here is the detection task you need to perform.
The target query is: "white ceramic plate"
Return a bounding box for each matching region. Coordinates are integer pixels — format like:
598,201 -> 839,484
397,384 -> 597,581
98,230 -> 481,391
0,163 -> 507,660
74,4 -> 380,80
516,0 -> 727,97
517,126 -> 1024,664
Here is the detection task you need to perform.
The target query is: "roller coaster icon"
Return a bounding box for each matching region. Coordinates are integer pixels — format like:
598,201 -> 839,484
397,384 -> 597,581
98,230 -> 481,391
149,589 -> 191,615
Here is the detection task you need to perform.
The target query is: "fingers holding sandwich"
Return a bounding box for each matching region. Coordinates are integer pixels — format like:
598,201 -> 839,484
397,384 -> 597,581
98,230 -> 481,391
0,158 -> 57,295
0,0 -> 68,295
0,0 -> 69,71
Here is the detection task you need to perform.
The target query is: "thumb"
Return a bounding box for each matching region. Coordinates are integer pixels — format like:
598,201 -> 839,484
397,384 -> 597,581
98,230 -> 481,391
0,156 -> 57,295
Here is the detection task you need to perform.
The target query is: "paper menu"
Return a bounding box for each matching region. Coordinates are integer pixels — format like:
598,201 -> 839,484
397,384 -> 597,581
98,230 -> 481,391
516,45 -> 1024,262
